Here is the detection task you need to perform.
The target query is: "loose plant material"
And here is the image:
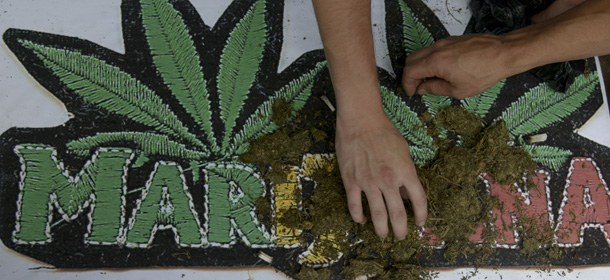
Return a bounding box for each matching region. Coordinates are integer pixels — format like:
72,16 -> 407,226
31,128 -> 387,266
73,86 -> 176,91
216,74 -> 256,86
249,102 -> 557,280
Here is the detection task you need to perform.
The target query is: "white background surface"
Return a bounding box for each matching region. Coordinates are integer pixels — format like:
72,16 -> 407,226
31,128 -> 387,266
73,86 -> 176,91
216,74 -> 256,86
0,0 -> 609,279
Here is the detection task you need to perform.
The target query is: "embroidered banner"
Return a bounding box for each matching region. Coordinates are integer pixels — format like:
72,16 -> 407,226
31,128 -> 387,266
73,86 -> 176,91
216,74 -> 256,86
1,0 -> 609,279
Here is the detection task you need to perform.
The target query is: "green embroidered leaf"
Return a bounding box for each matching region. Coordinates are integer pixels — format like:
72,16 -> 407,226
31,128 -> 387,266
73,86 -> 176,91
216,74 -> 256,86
66,132 -> 208,160
232,62 -> 326,155
218,0 -> 267,152
409,145 -> 437,166
19,39 -> 205,149
461,79 -> 505,118
381,86 -> 436,165
423,95 -> 451,116
524,145 -> 572,172
140,0 -> 216,151
399,0 -> 434,56
500,72 -> 598,138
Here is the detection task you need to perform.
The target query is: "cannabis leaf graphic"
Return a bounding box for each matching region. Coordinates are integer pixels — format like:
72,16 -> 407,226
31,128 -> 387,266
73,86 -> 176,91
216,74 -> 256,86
386,0 -> 598,172
9,0 -> 324,161
4,0 -> 325,245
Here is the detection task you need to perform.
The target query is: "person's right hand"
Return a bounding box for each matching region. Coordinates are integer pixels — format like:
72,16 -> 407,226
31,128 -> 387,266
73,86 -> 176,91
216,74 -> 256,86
335,106 -> 427,240
401,0 -> 592,100
401,34 -> 513,99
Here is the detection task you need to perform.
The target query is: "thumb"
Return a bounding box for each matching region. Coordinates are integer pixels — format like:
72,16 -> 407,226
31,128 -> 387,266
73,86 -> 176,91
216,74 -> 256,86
416,78 -> 454,96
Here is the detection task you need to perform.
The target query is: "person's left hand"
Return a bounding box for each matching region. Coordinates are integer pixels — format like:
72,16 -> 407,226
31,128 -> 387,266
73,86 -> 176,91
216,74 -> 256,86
335,107 -> 427,240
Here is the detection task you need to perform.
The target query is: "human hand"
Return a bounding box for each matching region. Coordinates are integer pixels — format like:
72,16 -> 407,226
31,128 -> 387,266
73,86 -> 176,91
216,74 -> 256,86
335,107 -> 427,240
401,34 -> 513,99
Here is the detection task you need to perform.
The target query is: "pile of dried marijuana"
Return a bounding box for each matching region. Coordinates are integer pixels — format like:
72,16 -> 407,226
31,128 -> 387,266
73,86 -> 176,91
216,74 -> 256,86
243,99 -> 559,280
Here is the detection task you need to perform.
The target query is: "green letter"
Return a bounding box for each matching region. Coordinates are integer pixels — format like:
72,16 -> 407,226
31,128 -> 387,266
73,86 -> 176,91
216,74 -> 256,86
125,161 -> 206,248
12,145 -> 133,244
206,163 -> 273,247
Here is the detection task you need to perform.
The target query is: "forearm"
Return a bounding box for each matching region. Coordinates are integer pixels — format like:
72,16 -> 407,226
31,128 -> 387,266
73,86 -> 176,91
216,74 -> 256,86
501,0 -> 610,76
312,0 -> 382,124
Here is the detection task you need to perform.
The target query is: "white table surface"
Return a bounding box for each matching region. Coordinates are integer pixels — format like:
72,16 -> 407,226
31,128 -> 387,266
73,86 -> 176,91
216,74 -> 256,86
1,1 -> 609,279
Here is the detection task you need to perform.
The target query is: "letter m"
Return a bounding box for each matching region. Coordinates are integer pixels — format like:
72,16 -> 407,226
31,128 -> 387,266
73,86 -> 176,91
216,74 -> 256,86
12,144 -> 133,245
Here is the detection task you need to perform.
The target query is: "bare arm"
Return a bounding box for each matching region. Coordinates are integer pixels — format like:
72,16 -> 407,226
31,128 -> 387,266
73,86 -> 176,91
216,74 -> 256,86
312,0 -> 427,239
402,0 -> 610,99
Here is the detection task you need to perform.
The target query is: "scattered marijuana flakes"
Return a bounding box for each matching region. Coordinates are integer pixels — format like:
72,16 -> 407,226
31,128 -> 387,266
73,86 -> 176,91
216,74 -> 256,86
272,98 -> 294,126
279,105 -> 553,279
557,158 -> 610,246
419,107 -> 540,265
254,194 -> 273,229
239,124 -> 317,184
435,106 -> 484,147
240,98 -> 328,182
296,266 -> 332,280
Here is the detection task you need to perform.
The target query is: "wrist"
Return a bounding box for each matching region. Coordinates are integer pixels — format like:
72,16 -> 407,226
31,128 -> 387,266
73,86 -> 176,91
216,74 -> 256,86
335,88 -> 384,123
336,104 -> 389,134
499,27 -> 554,77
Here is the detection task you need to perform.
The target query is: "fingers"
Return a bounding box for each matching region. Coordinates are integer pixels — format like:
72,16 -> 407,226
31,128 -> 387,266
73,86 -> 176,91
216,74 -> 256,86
400,179 -> 428,227
415,78 -> 454,97
382,187 -> 408,240
364,188 -> 389,238
345,184 -> 366,224
401,76 -> 424,97
401,60 -> 438,96
402,40 -> 452,96
399,185 -> 409,200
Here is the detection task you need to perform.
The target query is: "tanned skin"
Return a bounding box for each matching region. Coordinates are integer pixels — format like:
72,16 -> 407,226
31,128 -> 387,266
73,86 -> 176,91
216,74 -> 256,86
313,0 -> 609,239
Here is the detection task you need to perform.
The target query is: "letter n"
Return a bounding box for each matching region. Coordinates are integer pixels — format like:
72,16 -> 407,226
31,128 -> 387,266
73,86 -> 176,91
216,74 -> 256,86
556,158 -> 610,246
12,144 -> 133,244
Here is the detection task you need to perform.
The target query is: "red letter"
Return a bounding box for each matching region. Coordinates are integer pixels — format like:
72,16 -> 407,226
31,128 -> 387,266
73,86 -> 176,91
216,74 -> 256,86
556,158 -> 610,247
469,170 -> 553,248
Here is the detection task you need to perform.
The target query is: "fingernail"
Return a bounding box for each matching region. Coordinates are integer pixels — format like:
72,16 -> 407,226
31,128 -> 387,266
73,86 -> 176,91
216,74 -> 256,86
397,235 -> 405,241
416,221 -> 425,227
417,89 -> 428,95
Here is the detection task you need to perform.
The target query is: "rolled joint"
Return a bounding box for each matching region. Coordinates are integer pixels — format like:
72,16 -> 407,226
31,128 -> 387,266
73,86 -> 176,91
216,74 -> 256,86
257,251 -> 273,264
320,95 -> 336,112
527,133 -> 548,144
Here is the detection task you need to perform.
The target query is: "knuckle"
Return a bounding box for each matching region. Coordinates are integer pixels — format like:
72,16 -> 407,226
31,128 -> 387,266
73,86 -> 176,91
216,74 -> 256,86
429,49 -> 450,63
360,173 -> 375,186
433,38 -> 450,47
425,54 -> 443,67
372,209 -> 387,221
379,166 -> 396,187
390,209 -> 407,222
348,202 -> 362,214
343,178 -> 357,189
412,196 -> 428,210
